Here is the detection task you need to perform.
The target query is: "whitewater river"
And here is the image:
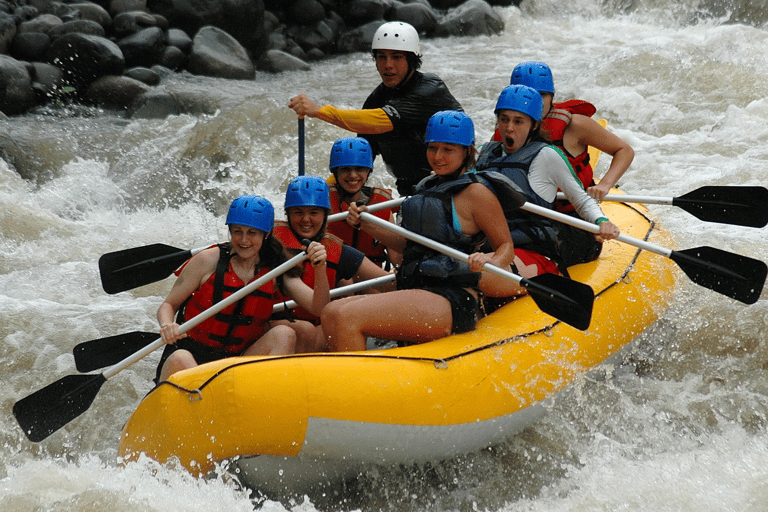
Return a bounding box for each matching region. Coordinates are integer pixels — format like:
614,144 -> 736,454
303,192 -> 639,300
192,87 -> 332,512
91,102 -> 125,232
2,0 -> 767,510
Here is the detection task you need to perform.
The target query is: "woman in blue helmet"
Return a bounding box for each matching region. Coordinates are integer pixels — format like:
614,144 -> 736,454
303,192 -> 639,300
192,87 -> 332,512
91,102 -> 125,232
326,136 -> 402,267
271,176 -> 394,351
477,84 -> 620,277
154,195 -> 330,382
321,111 -> 522,352
504,61 -> 634,204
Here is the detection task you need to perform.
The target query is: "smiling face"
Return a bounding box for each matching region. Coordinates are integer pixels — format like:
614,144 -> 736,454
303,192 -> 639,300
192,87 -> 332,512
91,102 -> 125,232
228,224 -> 266,260
375,49 -> 411,88
496,109 -> 537,153
334,165 -> 371,197
426,142 -> 467,176
288,206 -> 327,240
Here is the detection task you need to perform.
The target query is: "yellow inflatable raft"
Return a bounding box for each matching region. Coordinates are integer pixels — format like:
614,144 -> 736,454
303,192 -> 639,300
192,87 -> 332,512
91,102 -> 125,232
117,197 -> 678,495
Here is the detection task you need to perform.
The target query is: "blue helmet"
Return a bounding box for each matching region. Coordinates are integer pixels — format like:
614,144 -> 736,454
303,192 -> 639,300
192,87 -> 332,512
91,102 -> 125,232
510,61 -> 555,95
329,137 -> 374,171
494,85 -> 543,122
425,110 -> 475,146
284,175 -> 331,210
226,195 -> 274,233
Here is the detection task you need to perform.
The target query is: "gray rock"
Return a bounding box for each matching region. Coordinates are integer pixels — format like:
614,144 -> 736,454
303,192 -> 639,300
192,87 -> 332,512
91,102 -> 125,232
19,13 -> 63,35
49,19 -> 107,40
288,0 -> 325,25
127,89 -> 183,118
68,3 -> 113,30
159,44 -> 185,69
125,65 -> 161,85
256,48 -> 310,73
86,74 -> 150,109
187,25 -> 255,79
113,10 -> 159,35
165,27 -> 192,51
47,33 -> 125,87
391,2 -> 437,33
0,13 -> 15,54
434,0 -> 504,37
336,20 -> 381,54
10,32 -> 51,61
341,0 -> 388,26
117,26 -> 165,67
0,54 -> 36,115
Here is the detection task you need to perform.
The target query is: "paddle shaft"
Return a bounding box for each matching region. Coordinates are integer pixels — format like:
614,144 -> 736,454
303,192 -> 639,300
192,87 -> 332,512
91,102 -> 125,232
298,117 -> 305,176
103,251 -> 308,379
272,273 -> 396,312
327,197 -> 404,224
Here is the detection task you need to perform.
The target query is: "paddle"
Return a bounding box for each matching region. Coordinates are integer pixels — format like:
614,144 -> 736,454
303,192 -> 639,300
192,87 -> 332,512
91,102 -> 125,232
522,202 -> 767,305
13,250 -> 310,443
298,116 -> 305,176
99,243 -> 212,294
360,212 -> 595,330
99,199 -> 405,295
556,186 -> 768,227
74,273 -> 398,373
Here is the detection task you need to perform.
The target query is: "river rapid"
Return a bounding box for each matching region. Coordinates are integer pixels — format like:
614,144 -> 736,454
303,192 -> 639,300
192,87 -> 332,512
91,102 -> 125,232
2,0 -> 768,510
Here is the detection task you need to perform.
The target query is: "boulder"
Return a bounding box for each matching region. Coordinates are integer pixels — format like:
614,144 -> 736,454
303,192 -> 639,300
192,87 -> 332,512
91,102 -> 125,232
336,20 -> 381,54
113,10 -> 159,35
390,2 -> 437,33
159,44 -> 185,69
288,0 -> 325,25
0,13 -> 16,54
165,27 -> 192,51
434,0 -> 504,37
68,3 -> 112,30
49,19 -> 107,40
10,32 -> 51,61
340,0 -> 388,26
86,74 -> 151,109
117,26 -> 165,67
0,55 -> 36,116
256,48 -> 310,73
47,33 -> 125,88
125,65 -> 161,85
186,25 -> 255,79
19,13 -> 63,35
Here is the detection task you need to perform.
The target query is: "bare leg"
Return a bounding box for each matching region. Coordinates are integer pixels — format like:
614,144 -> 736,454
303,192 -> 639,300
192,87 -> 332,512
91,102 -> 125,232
269,318 -> 326,353
243,324 -> 296,356
321,290 -> 453,352
159,348 -> 198,381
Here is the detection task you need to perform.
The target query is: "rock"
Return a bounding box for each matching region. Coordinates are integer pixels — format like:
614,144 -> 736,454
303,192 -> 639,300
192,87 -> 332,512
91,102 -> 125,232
68,3 -> 113,30
10,32 -> 51,61
165,27 -> 192,51
113,10 -> 159,35
336,20 -> 381,54
0,55 -> 36,115
109,0 -> 148,16
187,25 -> 255,79
49,19 -> 107,40
47,33 -> 125,88
288,0 -> 325,25
147,0 -> 265,52
28,61 -> 66,97
19,13 -> 63,35
86,74 -> 150,109
159,44 -> 185,69
256,48 -> 310,72
13,5 -> 40,22
117,26 -> 165,67
390,2 -> 437,33
434,0 -> 504,37
287,18 -> 336,53
340,0 -> 388,26
124,65 -> 161,85
127,89 -> 183,118
0,13 -> 15,54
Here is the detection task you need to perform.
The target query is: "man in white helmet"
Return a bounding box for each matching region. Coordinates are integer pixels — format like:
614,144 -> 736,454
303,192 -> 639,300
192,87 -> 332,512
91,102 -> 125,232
288,21 -> 462,195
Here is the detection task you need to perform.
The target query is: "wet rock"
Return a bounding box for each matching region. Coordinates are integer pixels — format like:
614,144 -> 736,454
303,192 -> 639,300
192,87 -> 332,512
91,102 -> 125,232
336,20 -> 381,54
0,55 -> 36,116
256,48 -> 310,72
19,13 -> 63,35
159,44 -> 185,69
434,0 -> 504,37
10,32 -> 51,61
187,25 -> 255,79
113,10 -> 159,35
117,26 -> 165,67
391,2 -> 438,33
341,0 -> 387,26
127,89 -> 182,118
288,0 -> 325,25
0,13 -> 14,54
165,27 -> 191,51
13,5 -> 40,22
125,65 -> 161,85
49,19 -> 107,40
47,33 -> 125,88
28,61 -> 66,97
86,74 -> 150,109
110,0 -> 148,16
287,18 -> 336,53
68,3 -> 112,30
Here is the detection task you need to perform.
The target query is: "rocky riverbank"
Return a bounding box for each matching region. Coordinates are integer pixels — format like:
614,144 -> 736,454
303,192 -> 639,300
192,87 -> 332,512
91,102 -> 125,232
0,0 -> 518,117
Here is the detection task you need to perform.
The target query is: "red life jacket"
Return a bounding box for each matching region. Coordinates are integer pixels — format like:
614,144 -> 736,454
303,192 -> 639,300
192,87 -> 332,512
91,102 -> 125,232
327,184 -> 396,264
180,245 -> 278,354
272,222 -> 344,323
544,99 -> 597,194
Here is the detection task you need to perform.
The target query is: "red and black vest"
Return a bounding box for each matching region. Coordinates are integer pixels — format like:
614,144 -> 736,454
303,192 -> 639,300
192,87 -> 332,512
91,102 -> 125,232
180,244 -> 278,354
544,99 -> 597,194
327,184 -> 396,264
272,222 -> 344,323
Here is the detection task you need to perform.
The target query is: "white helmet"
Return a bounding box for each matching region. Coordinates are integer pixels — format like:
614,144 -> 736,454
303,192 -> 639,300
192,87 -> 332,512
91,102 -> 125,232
371,21 -> 420,56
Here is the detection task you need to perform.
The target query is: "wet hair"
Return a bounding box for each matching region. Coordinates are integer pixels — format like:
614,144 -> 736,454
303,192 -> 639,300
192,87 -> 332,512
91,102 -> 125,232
371,50 -> 422,71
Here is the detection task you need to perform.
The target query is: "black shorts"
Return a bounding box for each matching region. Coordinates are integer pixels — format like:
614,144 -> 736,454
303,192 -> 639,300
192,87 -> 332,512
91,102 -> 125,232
424,286 -> 481,334
154,338 -> 236,384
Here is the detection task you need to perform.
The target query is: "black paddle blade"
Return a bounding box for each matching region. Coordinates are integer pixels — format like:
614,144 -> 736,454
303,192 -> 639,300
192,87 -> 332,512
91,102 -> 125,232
522,273 -> 595,330
74,331 -> 158,373
99,244 -> 191,294
13,373 -> 107,442
674,186 -> 768,227
671,246 -> 767,305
